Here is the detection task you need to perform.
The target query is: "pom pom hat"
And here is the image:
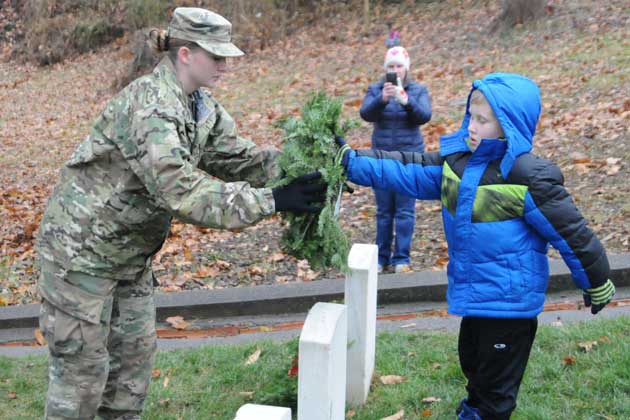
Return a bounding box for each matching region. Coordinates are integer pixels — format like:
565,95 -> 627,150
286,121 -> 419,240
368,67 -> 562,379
384,46 -> 410,71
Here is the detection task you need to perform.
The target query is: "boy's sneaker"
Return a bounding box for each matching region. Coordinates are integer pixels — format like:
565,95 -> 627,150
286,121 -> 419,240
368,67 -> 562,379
394,264 -> 412,273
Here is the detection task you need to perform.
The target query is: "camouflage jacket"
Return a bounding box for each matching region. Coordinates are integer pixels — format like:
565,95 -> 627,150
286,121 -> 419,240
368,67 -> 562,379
37,57 -> 280,280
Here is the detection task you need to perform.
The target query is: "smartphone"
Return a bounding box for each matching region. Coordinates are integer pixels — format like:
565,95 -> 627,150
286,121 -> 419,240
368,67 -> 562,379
386,72 -> 398,84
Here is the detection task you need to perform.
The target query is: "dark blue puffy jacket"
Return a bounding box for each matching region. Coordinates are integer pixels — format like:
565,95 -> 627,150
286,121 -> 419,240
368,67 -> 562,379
360,79 -> 431,152
346,73 -> 610,318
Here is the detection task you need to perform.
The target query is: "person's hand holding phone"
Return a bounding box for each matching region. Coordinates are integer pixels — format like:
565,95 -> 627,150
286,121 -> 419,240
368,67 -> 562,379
382,72 -> 398,102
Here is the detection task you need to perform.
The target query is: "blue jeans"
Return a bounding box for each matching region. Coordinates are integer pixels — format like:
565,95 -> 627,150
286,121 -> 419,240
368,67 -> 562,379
374,188 -> 416,266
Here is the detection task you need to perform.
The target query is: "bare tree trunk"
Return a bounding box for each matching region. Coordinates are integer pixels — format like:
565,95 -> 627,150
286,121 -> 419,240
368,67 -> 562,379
489,0 -> 546,34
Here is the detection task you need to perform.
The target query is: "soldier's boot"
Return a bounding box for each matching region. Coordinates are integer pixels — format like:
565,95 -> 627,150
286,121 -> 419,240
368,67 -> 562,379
97,269 -> 157,420
40,300 -> 111,420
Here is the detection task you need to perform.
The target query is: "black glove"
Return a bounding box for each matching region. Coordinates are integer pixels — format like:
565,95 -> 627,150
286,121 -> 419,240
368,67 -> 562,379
583,279 -> 615,315
272,171 -> 327,213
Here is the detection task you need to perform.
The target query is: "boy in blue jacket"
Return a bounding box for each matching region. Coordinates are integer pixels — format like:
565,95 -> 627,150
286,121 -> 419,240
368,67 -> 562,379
336,73 -> 616,419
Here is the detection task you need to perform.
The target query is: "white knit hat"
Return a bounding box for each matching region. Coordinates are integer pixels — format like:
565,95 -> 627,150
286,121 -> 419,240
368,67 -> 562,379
384,46 -> 410,71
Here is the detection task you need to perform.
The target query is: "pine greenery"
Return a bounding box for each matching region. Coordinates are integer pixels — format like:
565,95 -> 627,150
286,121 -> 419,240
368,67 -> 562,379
271,92 -> 358,272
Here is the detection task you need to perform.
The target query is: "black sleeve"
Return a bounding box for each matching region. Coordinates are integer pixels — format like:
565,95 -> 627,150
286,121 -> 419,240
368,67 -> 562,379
511,154 -> 610,289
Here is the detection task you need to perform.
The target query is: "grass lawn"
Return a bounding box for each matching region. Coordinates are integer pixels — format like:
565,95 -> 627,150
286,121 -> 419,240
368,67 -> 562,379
1,316 -> 628,419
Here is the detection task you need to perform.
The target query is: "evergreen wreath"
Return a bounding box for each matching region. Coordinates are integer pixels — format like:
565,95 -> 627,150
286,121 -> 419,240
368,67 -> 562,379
271,92 -> 358,272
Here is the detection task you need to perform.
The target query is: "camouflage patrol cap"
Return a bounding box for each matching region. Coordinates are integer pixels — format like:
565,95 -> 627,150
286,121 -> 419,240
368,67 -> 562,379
169,7 -> 244,57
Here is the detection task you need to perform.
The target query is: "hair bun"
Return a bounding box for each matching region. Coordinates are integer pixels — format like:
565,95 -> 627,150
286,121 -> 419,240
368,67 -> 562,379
148,28 -> 170,52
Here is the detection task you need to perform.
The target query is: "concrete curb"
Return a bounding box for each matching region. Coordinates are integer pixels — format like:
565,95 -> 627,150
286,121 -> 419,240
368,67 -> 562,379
1,254 -> 629,329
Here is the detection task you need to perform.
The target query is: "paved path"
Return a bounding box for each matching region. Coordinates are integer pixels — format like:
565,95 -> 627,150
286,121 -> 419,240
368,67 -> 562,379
2,288 -> 628,358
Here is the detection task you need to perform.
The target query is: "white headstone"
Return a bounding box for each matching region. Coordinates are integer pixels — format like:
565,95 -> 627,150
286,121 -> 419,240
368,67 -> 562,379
298,302 -> 347,420
234,403 -> 291,420
345,243 -> 378,406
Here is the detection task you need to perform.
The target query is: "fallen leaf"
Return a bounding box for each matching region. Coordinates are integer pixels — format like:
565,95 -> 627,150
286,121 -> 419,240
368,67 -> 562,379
249,265 -> 265,276
346,409 -> 356,418
577,340 -> 598,352
192,265 -> 219,279
379,375 -> 406,385
562,356 -> 577,365
380,409 -> 404,420
435,257 -> 449,267
421,408 -> 433,417
151,369 -> 161,379
215,260 -> 232,270
269,252 -> 286,262
165,316 -> 192,330
245,348 -> 262,365
431,362 -> 441,369
239,391 -> 254,398
606,165 -> 620,176
34,328 -> 47,346
158,398 -> 170,406
344,98 -> 363,108
297,259 -> 320,282
7,391 -> 17,399
163,376 -> 170,388
598,336 -> 611,344
570,151 -> 591,164
574,163 -> 591,174
422,396 -> 441,404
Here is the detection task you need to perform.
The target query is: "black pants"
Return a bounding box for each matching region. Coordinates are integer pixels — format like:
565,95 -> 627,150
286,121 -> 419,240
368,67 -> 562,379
458,316 -> 538,420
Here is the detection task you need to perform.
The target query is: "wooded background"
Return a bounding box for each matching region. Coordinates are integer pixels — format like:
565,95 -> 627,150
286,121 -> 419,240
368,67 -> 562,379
0,0 -> 547,65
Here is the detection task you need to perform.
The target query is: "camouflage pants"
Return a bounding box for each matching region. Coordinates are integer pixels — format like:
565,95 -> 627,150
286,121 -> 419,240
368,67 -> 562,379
38,260 -> 157,420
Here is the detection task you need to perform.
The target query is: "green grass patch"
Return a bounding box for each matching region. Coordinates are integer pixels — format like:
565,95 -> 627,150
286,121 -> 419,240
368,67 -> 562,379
1,316 -> 628,419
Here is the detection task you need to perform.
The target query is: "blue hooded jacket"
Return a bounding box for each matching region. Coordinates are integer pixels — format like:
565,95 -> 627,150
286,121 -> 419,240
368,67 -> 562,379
360,79 -> 432,152
346,73 -> 610,318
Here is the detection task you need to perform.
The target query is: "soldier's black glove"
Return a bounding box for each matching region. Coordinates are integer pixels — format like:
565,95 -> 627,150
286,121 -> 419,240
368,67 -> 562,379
583,279 -> 616,315
272,171 -> 327,214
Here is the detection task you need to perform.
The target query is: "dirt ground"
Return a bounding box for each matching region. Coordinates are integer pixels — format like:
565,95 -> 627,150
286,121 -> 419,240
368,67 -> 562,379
1,0 -> 628,305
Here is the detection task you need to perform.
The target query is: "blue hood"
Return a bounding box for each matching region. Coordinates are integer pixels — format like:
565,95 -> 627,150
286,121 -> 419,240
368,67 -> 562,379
442,73 -> 541,178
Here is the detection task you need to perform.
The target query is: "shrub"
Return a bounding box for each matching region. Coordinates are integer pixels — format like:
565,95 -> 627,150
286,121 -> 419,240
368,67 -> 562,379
71,19 -> 124,54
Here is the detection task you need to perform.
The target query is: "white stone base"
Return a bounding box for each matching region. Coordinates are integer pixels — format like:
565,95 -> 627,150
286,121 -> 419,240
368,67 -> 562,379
298,302 -> 347,420
345,243 -> 378,406
234,403 -> 291,420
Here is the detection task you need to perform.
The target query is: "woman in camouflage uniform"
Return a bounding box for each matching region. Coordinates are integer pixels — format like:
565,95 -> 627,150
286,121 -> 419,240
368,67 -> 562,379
36,8 -> 324,420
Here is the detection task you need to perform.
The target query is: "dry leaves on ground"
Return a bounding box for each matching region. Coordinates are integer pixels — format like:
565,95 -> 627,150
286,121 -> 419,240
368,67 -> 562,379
244,348 -> 262,365
380,409 -> 404,420
165,316 -> 192,330
562,356 -> 577,366
34,328 -> 46,346
379,375 -> 406,385
1,0 -> 628,306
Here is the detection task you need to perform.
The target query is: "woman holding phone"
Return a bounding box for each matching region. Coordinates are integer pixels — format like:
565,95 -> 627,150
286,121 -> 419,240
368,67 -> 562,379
359,46 -> 432,274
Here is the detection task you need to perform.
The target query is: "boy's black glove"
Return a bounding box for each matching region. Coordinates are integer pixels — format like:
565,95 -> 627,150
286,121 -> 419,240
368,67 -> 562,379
335,136 -> 352,169
583,279 -> 616,315
272,171 -> 326,214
